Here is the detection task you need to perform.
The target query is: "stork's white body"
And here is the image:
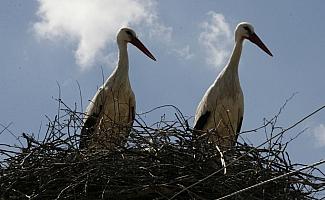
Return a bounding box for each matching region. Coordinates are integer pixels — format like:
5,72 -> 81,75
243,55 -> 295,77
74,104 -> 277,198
86,63 -> 135,131
80,28 -> 155,150
194,41 -> 244,148
194,22 -> 272,150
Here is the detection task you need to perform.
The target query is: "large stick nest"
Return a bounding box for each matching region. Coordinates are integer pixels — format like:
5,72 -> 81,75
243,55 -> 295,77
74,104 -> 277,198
0,100 -> 324,200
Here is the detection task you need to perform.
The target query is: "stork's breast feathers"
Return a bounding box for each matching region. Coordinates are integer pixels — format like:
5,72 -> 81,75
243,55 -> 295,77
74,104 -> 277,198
194,85 -> 243,128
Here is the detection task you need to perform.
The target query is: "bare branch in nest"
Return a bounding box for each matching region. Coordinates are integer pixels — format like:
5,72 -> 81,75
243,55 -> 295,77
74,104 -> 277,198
0,97 -> 324,200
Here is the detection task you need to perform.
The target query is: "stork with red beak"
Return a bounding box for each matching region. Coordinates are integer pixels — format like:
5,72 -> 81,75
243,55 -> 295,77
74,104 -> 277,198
80,28 -> 156,149
193,22 -> 273,150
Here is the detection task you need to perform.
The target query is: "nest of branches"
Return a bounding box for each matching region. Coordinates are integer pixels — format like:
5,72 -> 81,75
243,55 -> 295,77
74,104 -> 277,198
0,100 -> 324,200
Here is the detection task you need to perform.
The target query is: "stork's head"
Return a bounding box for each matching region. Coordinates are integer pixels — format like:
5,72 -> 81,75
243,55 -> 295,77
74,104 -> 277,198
117,28 -> 156,61
235,22 -> 273,56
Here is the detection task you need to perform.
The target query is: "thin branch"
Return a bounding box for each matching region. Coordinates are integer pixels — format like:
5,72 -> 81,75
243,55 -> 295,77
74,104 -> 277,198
216,159 -> 325,200
169,104 -> 325,200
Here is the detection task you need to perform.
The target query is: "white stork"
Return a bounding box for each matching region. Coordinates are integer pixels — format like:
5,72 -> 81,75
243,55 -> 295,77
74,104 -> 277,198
193,22 -> 272,150
80,28 -> 156,149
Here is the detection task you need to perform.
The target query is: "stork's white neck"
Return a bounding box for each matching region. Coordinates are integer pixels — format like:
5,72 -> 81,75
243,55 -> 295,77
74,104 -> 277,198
115,41 -> 129,77
224,39 -> 243,76
105,41 -> 130,88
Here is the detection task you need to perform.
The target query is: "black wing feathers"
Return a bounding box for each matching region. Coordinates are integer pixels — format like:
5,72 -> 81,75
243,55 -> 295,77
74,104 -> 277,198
79,115 -> 98,149
235,116 -> 243,143
194,111 -> 211,130
236,116 -> 243,134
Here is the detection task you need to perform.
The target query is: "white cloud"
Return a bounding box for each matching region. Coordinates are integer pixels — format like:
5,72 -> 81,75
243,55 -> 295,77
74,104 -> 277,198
313,124 -> 325,147
198,12 -> 232,69
173,45 -> 194,60
33,0 -> 170,70
147,16 -> 173,43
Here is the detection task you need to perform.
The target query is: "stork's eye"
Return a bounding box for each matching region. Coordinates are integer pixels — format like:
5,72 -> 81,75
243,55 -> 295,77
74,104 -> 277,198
243,26 -> 253,34
125,30 -> 132,36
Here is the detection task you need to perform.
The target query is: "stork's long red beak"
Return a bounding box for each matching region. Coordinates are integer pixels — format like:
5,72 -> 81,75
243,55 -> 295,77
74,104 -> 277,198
248,33 -> 273,57
130,37 -> 156,61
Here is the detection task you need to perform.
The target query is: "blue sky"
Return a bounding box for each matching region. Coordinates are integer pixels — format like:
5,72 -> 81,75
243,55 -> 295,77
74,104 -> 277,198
0,0 -> 324,168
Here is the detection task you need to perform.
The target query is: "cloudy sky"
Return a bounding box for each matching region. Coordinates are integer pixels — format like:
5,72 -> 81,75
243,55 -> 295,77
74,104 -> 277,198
0,0 -> 324,167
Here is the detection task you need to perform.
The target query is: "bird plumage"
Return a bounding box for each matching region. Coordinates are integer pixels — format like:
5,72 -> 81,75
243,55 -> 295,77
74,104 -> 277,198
80,28 -> 156,150
194,22 -> 272,150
